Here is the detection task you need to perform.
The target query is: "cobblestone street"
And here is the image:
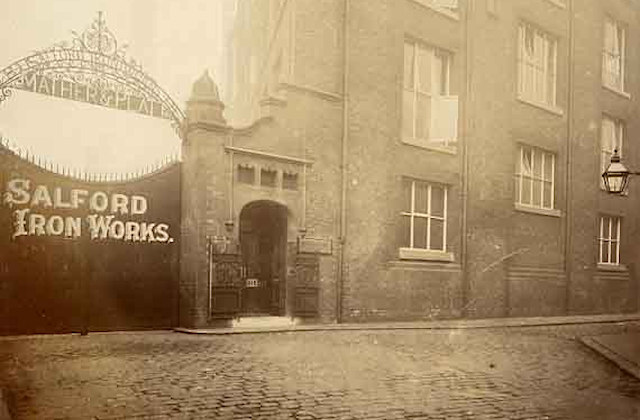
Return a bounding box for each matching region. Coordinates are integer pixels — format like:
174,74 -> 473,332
2,322 -> 640,419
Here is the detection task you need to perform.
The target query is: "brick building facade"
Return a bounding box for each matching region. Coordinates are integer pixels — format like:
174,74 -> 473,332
178,0 -> 640,328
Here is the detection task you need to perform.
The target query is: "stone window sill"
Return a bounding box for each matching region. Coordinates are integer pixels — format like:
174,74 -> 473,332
603,83 -> 631,100
517,96 -> 564,117
544,0 -> 566,9
388,260 -> 462,272
399,247 -> 455,262
410,0 -> 460,21
515,203 -> 562,218
401,137 -> 457,155
597,263 -> 628,272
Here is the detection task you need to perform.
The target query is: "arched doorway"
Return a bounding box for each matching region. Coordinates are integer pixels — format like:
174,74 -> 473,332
239,200 -> 288,316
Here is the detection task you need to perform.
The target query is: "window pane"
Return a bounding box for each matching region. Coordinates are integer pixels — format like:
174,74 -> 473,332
417,46 -> 432,93
261,169 -> 277,187
403,180 -> 412,212
521,148 -> 532,176
604,20 -> 616,53
403,43 -> 415,90
238,165 -> 255,184
415,93 -> 431,139
401,215 -> 412,248
430,219 -> 444,251
283,172 -> 298,190
601,240 -> 609,263
615,122 -> 623,152
523,26 -> 534,59
546,42 -> 556,103
612,219 -> 620,240
543,181 -> 552,208
533,150 -> 543,178
544,154 -> 553,181
431,186 -> 445,217
521,177 -> 532,205
413,217 -> 427,249
532,179 -> 542,207
611,241 -> 619,264
415,182 -> 428,214
402,90 -> 414,138
433,52 -> 446,95
603,216 -> 611,238
602,117 -> 614,151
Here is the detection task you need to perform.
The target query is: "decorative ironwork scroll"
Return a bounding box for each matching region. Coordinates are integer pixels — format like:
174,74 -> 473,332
0,12 -> 185,137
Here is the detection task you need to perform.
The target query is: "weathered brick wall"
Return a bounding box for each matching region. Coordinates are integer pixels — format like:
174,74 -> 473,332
340,0 -> 465,321
225,0 -> 640,323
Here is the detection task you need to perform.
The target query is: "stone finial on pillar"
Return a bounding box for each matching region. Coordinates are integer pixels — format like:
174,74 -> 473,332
186,70 -> 227,126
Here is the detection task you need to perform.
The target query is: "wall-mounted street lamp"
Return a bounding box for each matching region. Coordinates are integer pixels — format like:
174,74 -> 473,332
602,149 -> 640,195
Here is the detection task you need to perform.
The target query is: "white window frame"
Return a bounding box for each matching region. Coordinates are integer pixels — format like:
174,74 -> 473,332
517,22 -> 558,108
598,215 -> 621,266
402,40 -> 457,148
600,115 -> 624,189
602,17 -> 626,93
515,145 -> 557,213
400,180 -> 453,261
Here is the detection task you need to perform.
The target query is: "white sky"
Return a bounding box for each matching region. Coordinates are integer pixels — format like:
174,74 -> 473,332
0,0 -> 234,173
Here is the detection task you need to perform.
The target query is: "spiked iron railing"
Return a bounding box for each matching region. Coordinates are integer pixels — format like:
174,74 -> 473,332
0,135 -> 180,183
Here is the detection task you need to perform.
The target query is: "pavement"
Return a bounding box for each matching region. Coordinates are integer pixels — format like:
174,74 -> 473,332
176,313 -> 640,335
582,332 -> 640,381
2,316 -> 640,419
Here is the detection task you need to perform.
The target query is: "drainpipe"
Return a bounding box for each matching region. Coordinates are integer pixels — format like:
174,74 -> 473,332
337,0 -> 350,324
564,0 -> 575,314
460,0 -> 472,317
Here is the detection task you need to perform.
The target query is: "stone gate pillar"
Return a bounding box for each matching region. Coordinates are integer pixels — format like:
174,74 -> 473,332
179,71 -> 231,328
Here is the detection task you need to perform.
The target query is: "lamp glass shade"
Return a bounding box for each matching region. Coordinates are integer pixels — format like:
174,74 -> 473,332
602,156 -> 630,194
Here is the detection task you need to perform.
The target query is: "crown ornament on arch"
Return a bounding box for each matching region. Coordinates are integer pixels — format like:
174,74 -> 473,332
0,11 -> 186,137
71,11 -> 126,58
41,11 -> 141,69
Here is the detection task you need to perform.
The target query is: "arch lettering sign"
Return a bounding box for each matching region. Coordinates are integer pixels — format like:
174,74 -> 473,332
0,12 -> 185,135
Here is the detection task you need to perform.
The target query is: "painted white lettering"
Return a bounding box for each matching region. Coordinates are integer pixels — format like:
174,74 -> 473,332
31,185 -> 53,208
154,224 -> 170,243
109,220 -> 125,239
12,209 -> 29,239
70,189 -> 88,209
46,215 -> 65,236
140,223 -> 156,242
65,217 -> 82,238
111,194 -> 129,214
89,192 -> 109,212
130,196 -> 148,215
5,179 -> 31,206
86,214 -> 114,239
28,214 -> 46,236
125,222 -> 141,241
53,187 -> 72,209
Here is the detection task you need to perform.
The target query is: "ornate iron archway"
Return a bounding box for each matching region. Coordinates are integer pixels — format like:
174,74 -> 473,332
0,12 -> 185,137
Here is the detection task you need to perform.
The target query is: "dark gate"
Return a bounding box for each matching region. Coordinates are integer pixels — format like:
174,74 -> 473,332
208,238 -> 246,319
0,146 -> 181,335
291,253 -> 320,318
